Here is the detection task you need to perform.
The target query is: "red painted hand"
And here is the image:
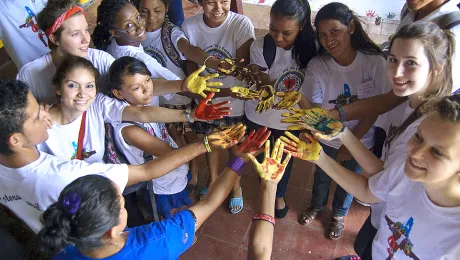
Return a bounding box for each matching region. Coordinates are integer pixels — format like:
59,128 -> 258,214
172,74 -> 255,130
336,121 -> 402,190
194,92 -> 231,121
238,127 -> 271,154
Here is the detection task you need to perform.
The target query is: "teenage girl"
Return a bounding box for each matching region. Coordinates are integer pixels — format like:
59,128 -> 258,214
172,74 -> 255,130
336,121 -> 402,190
299,2 -> 387,240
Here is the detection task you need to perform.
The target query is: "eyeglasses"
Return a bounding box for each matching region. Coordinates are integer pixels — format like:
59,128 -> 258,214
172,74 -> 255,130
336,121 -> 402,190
115,13 -> 146,34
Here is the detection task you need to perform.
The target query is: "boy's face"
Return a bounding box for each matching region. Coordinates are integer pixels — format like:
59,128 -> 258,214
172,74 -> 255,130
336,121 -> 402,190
405,112 -> 460,184
406,0 -> 433,11
139,0 -> 167,32
201,0 -> 230,26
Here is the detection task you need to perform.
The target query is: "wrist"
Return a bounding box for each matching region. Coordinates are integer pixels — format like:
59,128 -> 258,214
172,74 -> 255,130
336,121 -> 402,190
328,108 -> 340,121
208,57 -> 220,70
226,156 -> 247,176
259,180 -> 278,191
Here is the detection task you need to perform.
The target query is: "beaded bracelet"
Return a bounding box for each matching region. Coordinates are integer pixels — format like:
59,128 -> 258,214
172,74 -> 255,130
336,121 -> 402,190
252,213 -> 275,226
203,136 -> 212,153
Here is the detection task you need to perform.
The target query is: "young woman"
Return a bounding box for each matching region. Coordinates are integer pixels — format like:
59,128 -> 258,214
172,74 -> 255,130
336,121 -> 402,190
36,128 -> 270,259
109,56 -> 194,220
299,2 -> 387,240
181,0 -> 255,214
244,0 -> 317,219
36,55 -> 231,163
283,94 -> 460,259
17,0 -> 115,104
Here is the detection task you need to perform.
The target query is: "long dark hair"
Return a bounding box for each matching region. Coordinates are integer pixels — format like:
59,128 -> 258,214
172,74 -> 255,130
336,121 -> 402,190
270,0 -> 317,69
314,2 -> 383,57
37,175 -> 121,254
109,56 -> 152,94
92,0 -> 132,51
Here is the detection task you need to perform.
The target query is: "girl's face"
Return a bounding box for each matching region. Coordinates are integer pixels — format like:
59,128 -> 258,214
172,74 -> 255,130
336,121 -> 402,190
405,112 -> 460,184
387,38 -> 432,98
201,0 -> 230,27
54,13 -> 90,57
112,4 -> 147,43
139,0 -> 167,32
114,73 -> 153,106
317,19 -> 354,59
56,67 -> 97,113
269,14 -> 301,50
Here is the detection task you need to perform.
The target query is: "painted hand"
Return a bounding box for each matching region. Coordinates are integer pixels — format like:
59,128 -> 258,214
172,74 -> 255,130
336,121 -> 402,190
230,86 -> 260,100
207,123 -> 246,150
239,127 -> 271,153
218,59 -> 263,86
273,91 -> 301,110
247,138 -> 291,182
194,92 -> 231,120
256,85 -> 275,113
280,132 -> 322,161
185,65 -> 223,98
281,108 -> 345,139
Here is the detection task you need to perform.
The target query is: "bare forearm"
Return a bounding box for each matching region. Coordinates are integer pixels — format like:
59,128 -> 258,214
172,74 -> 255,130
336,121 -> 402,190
248,181 -> 276,260
298,95 -> 314,109
150,79 -> 183,96
316,153 -> 380,203
179,40 -> 220,70
339,128 -> 384,174
189,167 -> 240,229
127,141 -> 206,186
122,106 -> 188,123
330,91 -> 406,121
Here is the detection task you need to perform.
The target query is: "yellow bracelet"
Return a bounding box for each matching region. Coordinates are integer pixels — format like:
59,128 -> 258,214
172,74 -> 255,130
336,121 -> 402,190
203,136 -> 212,153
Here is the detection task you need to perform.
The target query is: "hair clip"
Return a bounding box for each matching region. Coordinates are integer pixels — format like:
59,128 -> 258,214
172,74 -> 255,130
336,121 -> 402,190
60,191 -> 81,215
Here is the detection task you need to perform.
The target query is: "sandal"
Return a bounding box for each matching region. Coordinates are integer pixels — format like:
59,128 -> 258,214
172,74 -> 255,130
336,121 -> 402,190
329,217 -> 345,240
229,187 -> 243,214
335,256 -> 360,260
274,198 -> 289,219
199,186 -> 208,200
298,205 -> 321,225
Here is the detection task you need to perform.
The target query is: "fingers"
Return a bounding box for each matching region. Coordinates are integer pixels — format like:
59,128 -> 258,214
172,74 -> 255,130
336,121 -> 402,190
303,132 -> 316,143
252,126 -> 267,141
281,152 -> 292,166
204,87 -> 221,93
264,139 -> 270,161
206,82 -> 224,87
204,73 -> 220,80
273,139 -> 283,162
279,136 -> 297,149
191,65 -> 206,77
247,129 -> 256,141
198,91 -> 208,99
284,131 -> 300,143
287,125 -> 306,131
213,100 -> 231,108
204,92 -> 215,102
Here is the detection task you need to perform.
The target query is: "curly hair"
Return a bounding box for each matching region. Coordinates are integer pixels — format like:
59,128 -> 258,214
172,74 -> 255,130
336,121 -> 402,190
92,0 -> 132,50
0,80 -> 30,155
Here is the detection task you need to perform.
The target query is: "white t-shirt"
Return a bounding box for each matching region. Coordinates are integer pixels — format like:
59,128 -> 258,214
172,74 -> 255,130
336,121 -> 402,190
302,51 -> 387,149
0,151 -> 128,233
182,12 -> 255,116
114,120 -> 188,195
17,48 -> 115,104
0,0 -> 49,69
143,28 -> 192,106
37,93 -> 128,163
397,1 -> 460,92
369,157 -> 460,259
245,37 -> 305,130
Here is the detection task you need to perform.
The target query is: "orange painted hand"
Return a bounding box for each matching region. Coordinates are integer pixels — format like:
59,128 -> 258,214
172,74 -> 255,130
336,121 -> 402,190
230,86 -> 260,100
184,65 -> 223,98
195,92 -> 231,120
239,127 -> 271,153
273,91 -> 301,110
280,132 -> 322,161
256,85 -> 275,113
247,138 -> 291,182
207,123 -> 246,150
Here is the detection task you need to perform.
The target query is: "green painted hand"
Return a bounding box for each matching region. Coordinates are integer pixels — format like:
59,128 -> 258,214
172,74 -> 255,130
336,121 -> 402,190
185,65 -> 223,98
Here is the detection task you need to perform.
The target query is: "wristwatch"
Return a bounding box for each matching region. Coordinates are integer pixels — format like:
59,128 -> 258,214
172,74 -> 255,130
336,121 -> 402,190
185,108 -> 194,123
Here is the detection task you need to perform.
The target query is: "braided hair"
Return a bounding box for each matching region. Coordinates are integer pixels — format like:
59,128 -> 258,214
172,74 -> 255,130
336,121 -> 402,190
92,0 -> 132,50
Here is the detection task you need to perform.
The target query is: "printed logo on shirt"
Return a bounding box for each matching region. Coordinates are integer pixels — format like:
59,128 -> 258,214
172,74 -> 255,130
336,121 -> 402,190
70,141 -> 96,160
144,47 -> 167,68
1,194 -> 41,211
273,68 -> 304,92
204,44 -> 232,78
328,83 -> 358,105
18,6 -> 48,47
385,215 -> 419,259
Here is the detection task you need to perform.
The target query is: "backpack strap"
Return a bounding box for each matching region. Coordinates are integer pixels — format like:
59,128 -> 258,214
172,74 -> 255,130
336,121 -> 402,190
400,4 -> 410,21
263,33 -> 276,70
436,11 -> 460,29
161,21 -> 186,70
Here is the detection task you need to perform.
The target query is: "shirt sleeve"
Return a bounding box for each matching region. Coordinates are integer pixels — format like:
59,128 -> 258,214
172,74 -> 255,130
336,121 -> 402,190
368,157 -> 406,202
136,52 -> 181,80
234,15 -> 255,49
171,27 -> 188,61
93,93 -> 128,125
249,38 -> 268,70
300,59 -> 324,104
373,56 -> 390,96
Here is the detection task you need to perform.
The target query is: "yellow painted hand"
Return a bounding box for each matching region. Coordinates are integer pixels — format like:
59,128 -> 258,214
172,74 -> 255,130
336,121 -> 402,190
217,58 -> 237,75
247,138 -> 291,182
280,132 -> 321,161
207,123 -> 246,150
230,86 -> 260,100
273,91 -> 301,110
256,85 -> 275,113
185,65 -> 223,98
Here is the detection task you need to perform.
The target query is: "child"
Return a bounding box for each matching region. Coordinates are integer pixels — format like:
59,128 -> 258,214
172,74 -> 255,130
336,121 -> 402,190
109,56 -> 190,219
299,2 -> 387,240
181,0 -> 255,213
284,94 -> 460,259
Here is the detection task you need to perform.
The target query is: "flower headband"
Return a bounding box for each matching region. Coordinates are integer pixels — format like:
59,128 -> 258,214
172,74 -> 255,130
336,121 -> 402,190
60,191 -> 81,215
46,6 -> 86,38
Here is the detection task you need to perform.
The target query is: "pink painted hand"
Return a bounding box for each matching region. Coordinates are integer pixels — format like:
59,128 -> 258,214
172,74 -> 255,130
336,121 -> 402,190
207,123 -> 247,150
247,138 -> 292,182
194,92 -> 231,120
280,132 -> 322,161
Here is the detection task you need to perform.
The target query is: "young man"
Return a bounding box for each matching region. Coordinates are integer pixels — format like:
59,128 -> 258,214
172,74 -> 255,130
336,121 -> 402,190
0,80 -> 239,233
